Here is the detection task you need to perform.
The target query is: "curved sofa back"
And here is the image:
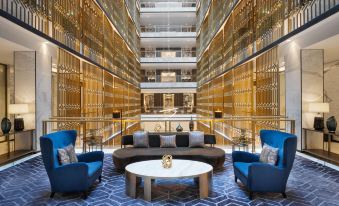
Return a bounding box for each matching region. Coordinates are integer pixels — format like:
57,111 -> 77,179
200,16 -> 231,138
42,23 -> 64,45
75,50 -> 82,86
121,132 -> 216,147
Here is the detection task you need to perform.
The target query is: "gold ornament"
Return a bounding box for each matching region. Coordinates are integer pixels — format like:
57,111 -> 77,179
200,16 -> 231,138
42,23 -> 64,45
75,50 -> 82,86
162,155 -> 172,169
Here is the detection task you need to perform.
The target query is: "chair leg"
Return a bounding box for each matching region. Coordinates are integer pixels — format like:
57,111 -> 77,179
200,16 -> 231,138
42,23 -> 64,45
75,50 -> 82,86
99,175 -> 102,183
249,191 -> 253,200
282,192 -> 287,198
50,192 -> 55,198
83,191 -> 88,199
234,177 -> 238,183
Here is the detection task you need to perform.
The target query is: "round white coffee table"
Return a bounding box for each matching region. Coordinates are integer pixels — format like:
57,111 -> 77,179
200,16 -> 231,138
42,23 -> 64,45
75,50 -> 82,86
125,160 -> 213,201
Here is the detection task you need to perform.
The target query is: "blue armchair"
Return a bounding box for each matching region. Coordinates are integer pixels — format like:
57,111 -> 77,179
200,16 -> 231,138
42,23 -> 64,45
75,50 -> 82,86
232,130 -> 297,199
40,130 -> 104,198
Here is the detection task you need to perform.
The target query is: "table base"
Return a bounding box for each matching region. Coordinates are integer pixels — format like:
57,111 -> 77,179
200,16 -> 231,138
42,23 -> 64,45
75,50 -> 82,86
125,171 -> 213,201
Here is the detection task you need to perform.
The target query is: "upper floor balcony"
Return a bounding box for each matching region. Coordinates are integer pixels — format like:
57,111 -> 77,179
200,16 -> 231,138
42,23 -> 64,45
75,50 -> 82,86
141,25 -> 196,38
142,75 -> 196,83
140,0 -> 196,13
141,50 -> 196,63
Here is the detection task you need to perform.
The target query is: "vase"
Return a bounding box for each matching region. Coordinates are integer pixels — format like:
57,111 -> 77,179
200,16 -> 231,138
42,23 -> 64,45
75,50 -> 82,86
189,117 -> 194,131
1,117 -> 11,134
176,124 -> 183,132
326,116 -> 337,133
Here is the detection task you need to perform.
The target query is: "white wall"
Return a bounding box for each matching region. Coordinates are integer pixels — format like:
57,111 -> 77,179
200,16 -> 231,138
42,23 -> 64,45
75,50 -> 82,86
0,17 -> 57,151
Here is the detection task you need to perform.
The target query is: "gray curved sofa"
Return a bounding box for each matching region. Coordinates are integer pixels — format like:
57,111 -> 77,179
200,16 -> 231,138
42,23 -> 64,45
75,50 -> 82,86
113,132 -> 225,171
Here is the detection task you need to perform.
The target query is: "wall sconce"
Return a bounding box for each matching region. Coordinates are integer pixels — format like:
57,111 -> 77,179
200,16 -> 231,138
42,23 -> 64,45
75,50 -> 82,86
306,102 -> 329,131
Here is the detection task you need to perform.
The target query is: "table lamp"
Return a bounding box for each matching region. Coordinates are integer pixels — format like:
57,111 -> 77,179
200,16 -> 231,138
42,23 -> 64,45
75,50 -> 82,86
214,110 -> 222,119
8,104 -> 29,131
306,102 -> 329,131
113,109 -> 123,137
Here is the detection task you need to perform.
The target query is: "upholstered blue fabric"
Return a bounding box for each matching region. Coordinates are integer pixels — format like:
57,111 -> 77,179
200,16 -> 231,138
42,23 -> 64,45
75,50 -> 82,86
233,162 -> 250,177
232,130 -> 297,197
40,130 -> 104,195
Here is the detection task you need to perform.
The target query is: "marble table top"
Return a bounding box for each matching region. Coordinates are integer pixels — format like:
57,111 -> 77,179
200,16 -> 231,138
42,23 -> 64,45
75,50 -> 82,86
125,160 -> 213,179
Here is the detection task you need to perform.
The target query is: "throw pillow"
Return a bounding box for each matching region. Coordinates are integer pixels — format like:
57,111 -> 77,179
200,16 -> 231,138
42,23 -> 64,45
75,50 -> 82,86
160,135 -> 177,148
57,148 -> 70,165
57,144 -> 78,165
64,144 -> 78,163
133,131 -> 149,148
259,143 -> 279,165
189,131 -> 205,148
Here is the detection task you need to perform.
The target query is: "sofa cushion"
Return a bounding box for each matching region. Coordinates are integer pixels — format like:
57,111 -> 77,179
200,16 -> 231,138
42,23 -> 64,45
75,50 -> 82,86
189,131 -> 205,148
121,133 -> 217,148
234,162 -> 251,177
160,135 -> 176,148
87,161 -> 102,177
57,148 -> 70,165
113,147 -> 225,170
259,143 -> 279,165
133,131 -> 149,148
57,144 -> 78,165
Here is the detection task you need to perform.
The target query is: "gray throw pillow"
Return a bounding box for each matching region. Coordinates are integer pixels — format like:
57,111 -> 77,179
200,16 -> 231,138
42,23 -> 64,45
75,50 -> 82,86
57,144 -> 78,165
133,131 -> 149,148
160,135 -> 177,148
57,148 -> 70,165
189,131 -> 205,148
259,143 -> 279,165
64,144 -> 78,163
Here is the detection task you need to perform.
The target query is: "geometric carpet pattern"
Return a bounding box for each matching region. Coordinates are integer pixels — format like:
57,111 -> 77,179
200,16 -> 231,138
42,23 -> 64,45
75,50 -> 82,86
0,154 -> 339,206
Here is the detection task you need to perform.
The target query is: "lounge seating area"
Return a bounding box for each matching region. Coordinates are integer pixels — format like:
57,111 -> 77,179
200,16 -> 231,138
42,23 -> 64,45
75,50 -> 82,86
0,130 -> 339,205
1,0 -> 339,205
113,132 -> 225,170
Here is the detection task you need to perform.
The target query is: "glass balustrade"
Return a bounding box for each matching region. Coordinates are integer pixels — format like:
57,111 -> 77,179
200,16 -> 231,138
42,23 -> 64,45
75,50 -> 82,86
141,25 -> 196,33
140,0 -> 196,8
142,75 -> 196,82
141,50 -> 196,58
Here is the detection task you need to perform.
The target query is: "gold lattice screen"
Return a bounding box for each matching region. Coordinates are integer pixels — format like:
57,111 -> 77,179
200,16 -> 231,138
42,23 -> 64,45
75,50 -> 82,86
256,47 -> 280,130
52,0 -> 81,52
233,61 -> 254,131
82,0 -> 104,64
233,0 -> 254,64
83,62 -> 104,119
57,49 -> 81,117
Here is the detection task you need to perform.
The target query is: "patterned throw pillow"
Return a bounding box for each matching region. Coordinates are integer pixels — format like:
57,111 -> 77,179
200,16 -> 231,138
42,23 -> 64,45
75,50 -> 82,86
57,144 -> 78,165
57,148 -> 70,165
189,131 -> 205,148
64,144 -> 78,163
133,131 -> 149,148
160,135 -> 177,148
259,144 -> 279,165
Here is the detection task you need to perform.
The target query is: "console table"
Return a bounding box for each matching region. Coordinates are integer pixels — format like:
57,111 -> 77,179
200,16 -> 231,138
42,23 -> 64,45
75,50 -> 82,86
0,129 -> 35,165
302,128 -> 339,165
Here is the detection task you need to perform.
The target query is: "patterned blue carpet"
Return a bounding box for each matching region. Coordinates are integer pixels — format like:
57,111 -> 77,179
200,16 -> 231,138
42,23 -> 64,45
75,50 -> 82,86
0,154 -> 339,206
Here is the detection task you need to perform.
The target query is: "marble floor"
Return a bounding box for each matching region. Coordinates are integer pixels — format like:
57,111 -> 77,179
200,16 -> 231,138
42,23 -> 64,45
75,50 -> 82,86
0,154 -> 339,206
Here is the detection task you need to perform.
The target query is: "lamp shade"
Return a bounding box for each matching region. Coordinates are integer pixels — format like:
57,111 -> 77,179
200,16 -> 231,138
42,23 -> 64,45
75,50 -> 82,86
306,102 -> 329,113
8,104 -> 29,115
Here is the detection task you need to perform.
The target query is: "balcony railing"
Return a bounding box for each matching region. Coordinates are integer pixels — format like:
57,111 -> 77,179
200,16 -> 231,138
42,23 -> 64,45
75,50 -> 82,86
142,75 -> 196,82
142,106 -> 196,114
140,1 -> 196,8
141,50 -> 196,58
141,25 -> 196,33
42,116 -> 295,152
